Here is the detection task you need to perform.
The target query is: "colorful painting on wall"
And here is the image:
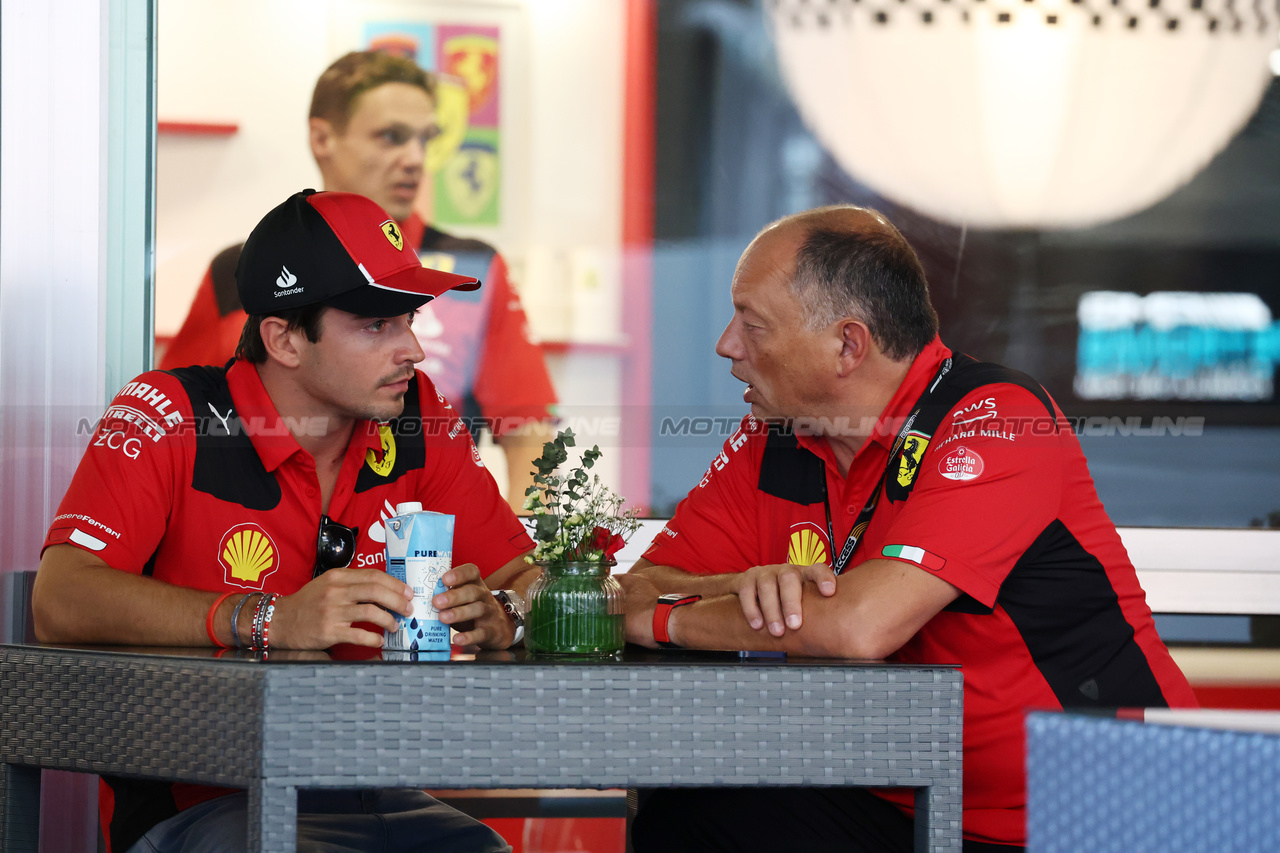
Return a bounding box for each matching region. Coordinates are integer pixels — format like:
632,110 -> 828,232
361,20 -> 502,227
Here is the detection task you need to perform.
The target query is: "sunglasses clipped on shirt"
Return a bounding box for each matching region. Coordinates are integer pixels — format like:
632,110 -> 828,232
313,515 -> 357,578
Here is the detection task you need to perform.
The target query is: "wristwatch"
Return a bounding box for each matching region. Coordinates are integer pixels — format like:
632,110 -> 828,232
653,593 -> 701,649
492,589 -> 526,646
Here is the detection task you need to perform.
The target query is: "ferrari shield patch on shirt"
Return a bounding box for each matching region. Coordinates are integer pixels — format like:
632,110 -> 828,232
366,424 -> 397,477
882,544 -> 946,572
896,430 -> 930,488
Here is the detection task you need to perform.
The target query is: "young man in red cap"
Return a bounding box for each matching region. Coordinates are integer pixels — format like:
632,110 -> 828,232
33,190 -> 532,853
161,51 -> 555,512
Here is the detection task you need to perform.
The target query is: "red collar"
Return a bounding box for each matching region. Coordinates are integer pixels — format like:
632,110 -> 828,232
795,336 -> 952,463
226,360 -> 384,472
867,336 -> 952,451
399,212 -> 425,253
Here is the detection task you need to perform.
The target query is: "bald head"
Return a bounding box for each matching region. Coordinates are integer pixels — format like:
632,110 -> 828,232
743,205 -> 938,362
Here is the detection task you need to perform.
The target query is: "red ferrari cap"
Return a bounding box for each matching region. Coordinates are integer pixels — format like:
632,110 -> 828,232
236,189 -> 480,317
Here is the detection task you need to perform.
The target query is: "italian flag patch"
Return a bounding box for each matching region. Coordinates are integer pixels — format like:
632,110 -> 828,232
882,544 -> 946,571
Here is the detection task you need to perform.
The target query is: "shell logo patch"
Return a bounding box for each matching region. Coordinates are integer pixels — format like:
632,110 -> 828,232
787,526 -> 830,566
380,220 -> 404,252
939,446 -> 985,481
366,424 -> 397,477
219,524 -> 278,588
897,430 -> 930,488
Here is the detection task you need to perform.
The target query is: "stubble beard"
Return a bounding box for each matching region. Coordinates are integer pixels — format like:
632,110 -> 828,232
353,391 -> 408,424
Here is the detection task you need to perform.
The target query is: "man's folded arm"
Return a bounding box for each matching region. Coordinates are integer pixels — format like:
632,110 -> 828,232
625,556 -> 745,597
33,545 -> 415,650
628,557 -> 962,659
33,545 -> 228,646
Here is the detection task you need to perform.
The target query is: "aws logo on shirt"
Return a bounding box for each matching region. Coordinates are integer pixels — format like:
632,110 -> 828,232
219,523 -> 279,589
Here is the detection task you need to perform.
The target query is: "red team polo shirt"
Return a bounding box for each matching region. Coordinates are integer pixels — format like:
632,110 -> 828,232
643,336 -> 1196,847
46,359 -> 531,587
43,358 -> 534,852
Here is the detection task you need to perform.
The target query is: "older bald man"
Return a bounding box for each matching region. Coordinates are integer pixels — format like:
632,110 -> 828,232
621,206 -> 1196,852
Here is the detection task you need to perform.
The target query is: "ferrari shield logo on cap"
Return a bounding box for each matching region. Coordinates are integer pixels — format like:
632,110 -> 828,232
380,220 -> 404,252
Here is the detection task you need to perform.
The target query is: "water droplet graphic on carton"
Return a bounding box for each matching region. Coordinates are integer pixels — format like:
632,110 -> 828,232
410,639 -> 419,651
410,618 -> 419,630
417,629 -> 424,639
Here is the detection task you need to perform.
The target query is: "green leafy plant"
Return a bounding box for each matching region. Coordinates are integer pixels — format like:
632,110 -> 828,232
524,429 -> 641,563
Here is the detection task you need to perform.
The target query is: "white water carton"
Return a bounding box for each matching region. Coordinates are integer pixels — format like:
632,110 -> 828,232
383,502 -> 453,652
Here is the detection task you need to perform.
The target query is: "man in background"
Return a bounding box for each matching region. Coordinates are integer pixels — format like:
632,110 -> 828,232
162,51 -> 554,509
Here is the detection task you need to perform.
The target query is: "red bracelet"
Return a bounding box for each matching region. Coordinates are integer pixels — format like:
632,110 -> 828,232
205,592 -> 236,648
653,594 -> 701,648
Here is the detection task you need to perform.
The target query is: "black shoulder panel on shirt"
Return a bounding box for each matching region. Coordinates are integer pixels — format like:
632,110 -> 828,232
940,356 -> 1057,425
885,354 -> 1059,504
164,365 -> 282,511
210,242 -> 245,316
997,518 -> 1169,709
418,225 -> 497,259
942,594 -> 995,615
757,427 -> 827,506
354,377 -> 428,493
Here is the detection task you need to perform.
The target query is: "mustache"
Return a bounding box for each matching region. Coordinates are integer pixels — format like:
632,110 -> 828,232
380,369 -> 416,386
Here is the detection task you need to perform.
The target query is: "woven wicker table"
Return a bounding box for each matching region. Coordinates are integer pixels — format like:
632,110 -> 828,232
0,644 -> 962,852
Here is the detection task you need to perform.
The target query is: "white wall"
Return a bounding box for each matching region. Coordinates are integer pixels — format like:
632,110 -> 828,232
156,0 -> 327,332
156,0 -> 627,339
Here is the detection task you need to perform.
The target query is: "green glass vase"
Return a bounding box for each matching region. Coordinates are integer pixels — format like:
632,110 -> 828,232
524,560 -> 625,657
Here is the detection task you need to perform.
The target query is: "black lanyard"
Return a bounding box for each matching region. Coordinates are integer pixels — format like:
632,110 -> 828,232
823,357 -> 954,575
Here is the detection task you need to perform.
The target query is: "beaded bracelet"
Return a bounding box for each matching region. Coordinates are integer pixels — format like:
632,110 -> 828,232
250,593 -> 271,650
250,592 -> 279,651
205,592 -> 236,649
259,594 -> 278,652
229,593 -> 255,649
